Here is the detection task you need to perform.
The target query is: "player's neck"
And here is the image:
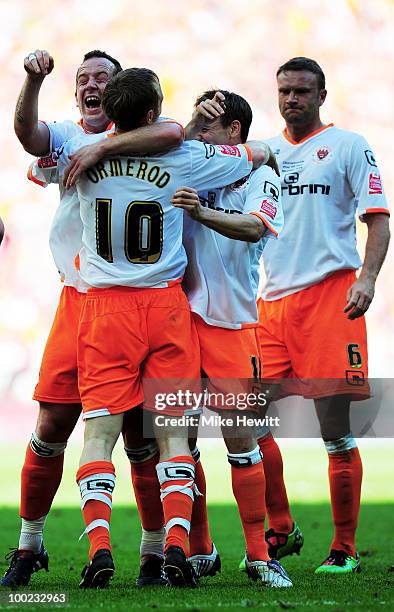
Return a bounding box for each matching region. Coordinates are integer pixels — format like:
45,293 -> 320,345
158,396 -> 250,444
80,118 -> 111,134
284,118 -> 325,143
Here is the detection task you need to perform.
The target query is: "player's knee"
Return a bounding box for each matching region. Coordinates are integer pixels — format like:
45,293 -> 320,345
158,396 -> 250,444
124,440 -> 158,463
37,402 -> 81,441
29,431 -> 67,457
224,429 -> 258,455
227,445 -> 262,467
324,434 -> 357,454
255,424 -> 270,441
155,435 -> 190,461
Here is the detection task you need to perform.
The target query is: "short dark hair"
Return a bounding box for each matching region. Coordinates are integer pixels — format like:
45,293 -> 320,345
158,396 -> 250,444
102,68 -> 160,131
82,50 -> 123,75
276,57 -> 325,90
195,90 -> 252,142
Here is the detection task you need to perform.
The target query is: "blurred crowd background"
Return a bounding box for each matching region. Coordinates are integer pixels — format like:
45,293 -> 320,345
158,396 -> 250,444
0,0 -> 393,447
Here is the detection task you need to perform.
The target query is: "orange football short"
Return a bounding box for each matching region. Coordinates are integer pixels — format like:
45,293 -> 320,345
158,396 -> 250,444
33,285 -> 85,404
193,313 -> 262,411
258,269 -> 369,399
78,284 -> 200,418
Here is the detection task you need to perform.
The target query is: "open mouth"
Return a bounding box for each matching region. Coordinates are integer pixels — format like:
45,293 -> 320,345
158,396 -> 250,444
84,95 -> 101,110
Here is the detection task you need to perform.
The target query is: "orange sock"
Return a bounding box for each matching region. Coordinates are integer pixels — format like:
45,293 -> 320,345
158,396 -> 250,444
189,448 -> 212,556
20,439 -> 64,520
156,456 -> 195,554
229,447 -> 269,561
76,461 -> 115,559
130,454 -> 164,531
327,447 -> 362,557
258,433 -> 293,533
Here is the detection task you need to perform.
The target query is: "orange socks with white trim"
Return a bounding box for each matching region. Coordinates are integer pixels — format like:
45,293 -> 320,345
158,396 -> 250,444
156,456 -> 196,554
76,461 -> 115,559
325,436 -> 362,557
189,447 -> 213,556
228,446 -> 269,561
258,432 -> 293,533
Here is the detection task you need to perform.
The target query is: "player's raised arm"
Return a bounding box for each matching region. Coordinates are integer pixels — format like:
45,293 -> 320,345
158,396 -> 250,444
63,120 -> 184,189
185,91 -> 226,139
186,91 -> 279,175
14,50 -> 54,156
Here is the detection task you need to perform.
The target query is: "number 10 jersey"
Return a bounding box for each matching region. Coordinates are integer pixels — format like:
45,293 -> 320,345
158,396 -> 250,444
38,132 -> 253,289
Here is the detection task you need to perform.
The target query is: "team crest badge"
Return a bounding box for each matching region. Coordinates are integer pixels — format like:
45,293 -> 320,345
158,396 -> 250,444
312,146 -> 333,164
317,148 -> 329,159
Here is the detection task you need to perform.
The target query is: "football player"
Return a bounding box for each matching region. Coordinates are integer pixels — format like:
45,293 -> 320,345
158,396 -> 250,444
1,49 -> 184,589
258,57 -> 390,574
45,67 -> 267,587
170,90 -> 294,588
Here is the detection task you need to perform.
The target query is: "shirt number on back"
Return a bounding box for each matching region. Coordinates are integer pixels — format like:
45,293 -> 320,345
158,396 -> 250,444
96,199 -> 163,264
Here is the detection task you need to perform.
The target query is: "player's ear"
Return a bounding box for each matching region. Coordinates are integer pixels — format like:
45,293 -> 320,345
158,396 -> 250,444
75,91 -> 79,109
146,109 -> 155,124
230,120 -> 242,139
319,89 -> 327,107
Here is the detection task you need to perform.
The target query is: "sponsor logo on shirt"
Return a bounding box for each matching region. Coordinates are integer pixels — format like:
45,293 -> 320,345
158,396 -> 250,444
203,143 -> 216,159
284,172 -> 299,184
282,183 -> 331,196
218,144 -> 241,157
37,153 -> 58,168
312,146 -> 334,164
259,198 -> 277,220
368,173 -> 383,195
364,150 -> 377,167
263,181 -> 280,202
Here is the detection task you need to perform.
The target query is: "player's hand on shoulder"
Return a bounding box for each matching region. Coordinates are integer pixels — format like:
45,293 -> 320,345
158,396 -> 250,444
63,142 -> 104,189
171,187 -> 204,220
24,49 -> 54,80
248,141 -> 280,176
245,140 -> 277,172
344,275 -> 375,319
264,144 -> 280,177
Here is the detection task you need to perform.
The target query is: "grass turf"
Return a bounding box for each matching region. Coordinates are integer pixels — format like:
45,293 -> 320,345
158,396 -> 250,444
0,504 -> 393,611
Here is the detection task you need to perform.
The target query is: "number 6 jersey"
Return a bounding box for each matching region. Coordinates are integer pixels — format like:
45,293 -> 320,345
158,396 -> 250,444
34,133 -> 253,288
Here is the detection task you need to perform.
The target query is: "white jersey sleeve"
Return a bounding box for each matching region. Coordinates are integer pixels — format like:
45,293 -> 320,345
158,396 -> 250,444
346,135 -> 389,219
27,125 -> 88,293
41,119 -> 83,153
188,142 -> 252,191
27,153 -> 60,188
242,166 -> 284,239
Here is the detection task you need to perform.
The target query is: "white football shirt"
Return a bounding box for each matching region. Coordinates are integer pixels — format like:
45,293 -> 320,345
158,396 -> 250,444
55,134 -> 253,288
183,165 -> 283,329
28,117 -> 179,292
28,120 -> 92,293
262,124 -> 389,300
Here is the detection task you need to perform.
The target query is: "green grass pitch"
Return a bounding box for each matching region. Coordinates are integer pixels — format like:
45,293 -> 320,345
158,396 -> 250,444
1,441 -> 393,610
0,503 -> 393,611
